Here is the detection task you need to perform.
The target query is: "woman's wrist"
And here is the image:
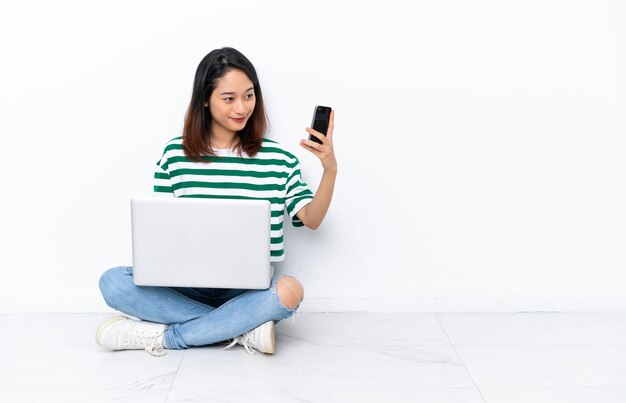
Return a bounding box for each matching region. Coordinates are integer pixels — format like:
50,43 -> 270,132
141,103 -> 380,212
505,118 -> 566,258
322,158 -> 338,173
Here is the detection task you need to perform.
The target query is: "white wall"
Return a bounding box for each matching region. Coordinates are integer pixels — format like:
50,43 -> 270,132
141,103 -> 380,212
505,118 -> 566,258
1,0 -> 624,313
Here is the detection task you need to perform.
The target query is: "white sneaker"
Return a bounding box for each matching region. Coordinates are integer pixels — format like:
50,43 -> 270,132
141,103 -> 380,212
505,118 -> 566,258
223,320 -> 275,355
96,315 -> 168,357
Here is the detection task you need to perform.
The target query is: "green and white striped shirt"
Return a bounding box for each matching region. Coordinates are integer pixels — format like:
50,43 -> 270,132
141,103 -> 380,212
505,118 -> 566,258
153,137 -> 314,262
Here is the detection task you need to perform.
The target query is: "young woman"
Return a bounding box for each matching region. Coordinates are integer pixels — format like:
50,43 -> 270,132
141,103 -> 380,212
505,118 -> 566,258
95,47 -> 337,356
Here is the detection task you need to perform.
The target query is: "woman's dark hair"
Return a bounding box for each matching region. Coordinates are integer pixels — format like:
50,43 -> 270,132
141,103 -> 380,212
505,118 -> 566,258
182,47 -> 267,161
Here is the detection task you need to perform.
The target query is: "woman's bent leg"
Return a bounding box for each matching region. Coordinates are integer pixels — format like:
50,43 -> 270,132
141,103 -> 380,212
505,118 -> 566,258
164,276 -> 298,349
98,266 -> 215,325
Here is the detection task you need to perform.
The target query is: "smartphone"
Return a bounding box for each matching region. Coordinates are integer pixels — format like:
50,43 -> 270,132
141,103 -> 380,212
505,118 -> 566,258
309,105 -> 332,145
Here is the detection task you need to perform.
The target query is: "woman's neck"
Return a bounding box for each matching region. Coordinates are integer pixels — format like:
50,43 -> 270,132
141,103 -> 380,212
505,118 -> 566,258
209,126 -> 238,149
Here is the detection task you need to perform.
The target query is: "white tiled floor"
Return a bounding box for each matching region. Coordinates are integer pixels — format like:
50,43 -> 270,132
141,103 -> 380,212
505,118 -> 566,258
1,312 -> 625,402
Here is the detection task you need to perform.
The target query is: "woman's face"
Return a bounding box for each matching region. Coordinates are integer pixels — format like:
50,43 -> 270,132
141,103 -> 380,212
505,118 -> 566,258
206,69 -> 256,137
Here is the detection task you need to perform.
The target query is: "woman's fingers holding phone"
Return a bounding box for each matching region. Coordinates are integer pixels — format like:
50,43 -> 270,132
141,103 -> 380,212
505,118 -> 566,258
300,137 -> 324,152
305,127 -> 326,144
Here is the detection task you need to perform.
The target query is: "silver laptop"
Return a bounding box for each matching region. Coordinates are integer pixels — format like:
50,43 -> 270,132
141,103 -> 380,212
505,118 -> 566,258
131,197 -> 271,289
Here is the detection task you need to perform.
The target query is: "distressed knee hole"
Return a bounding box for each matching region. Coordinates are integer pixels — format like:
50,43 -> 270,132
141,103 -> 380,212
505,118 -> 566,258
276,276 -> 304,310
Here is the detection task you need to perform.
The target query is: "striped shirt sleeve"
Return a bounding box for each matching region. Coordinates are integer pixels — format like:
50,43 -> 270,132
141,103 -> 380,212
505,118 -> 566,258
153,156 -> 174,197
285,158 -> 314,227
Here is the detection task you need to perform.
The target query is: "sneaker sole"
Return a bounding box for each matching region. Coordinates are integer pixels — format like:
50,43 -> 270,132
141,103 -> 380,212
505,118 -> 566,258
95,315 -> 128,346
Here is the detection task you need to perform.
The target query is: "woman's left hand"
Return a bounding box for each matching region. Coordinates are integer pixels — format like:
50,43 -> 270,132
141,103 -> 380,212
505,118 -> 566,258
300,110 -> 337,172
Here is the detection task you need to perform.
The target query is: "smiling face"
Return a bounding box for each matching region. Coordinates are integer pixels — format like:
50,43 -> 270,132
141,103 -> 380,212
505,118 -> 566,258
205,69 -> 256,144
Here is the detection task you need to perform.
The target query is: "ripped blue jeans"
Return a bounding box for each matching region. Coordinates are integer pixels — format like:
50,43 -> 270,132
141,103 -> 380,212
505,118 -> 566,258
98,266 -> 298,350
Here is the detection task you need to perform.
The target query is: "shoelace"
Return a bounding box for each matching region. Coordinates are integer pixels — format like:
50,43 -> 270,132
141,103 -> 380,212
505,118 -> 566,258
222,335 -> 256,355
145,341 -> 167,357
128,333 -> 167,357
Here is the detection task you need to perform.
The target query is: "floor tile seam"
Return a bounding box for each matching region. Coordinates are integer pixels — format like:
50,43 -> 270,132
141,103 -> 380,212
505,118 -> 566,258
111,386 -> 626,391
433,312 -> 626,314
476,386 -> 626,390
477,385 -> 626,390
164,349 -> 186,402
434,313 -> 488,403
164,386 -> 490,391
451,343 -> 626,347
276,342 -> 626,347
0,387 -> 174,391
